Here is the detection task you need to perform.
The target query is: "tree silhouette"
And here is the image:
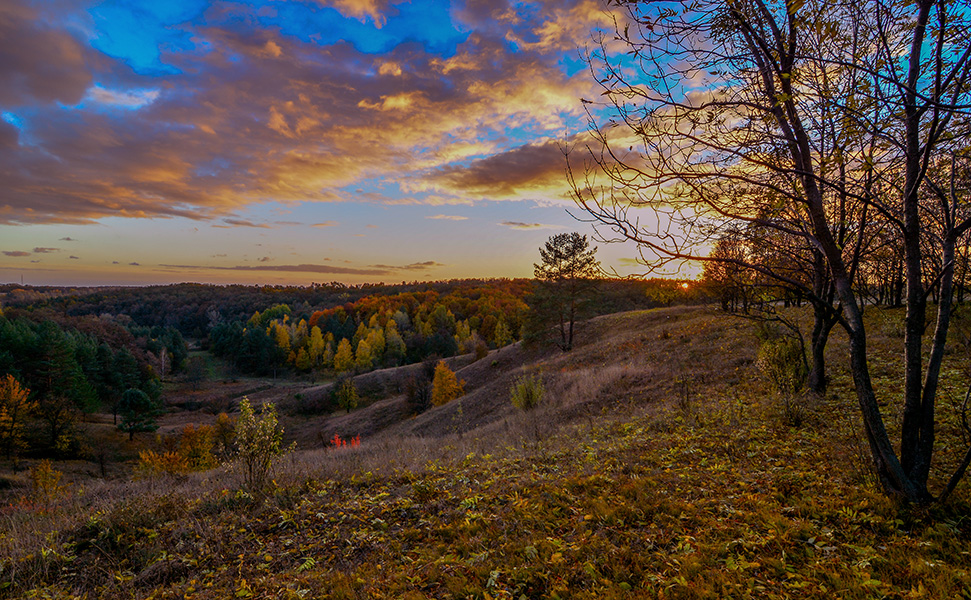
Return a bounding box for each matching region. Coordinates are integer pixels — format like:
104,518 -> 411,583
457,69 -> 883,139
528,232 -> 601,351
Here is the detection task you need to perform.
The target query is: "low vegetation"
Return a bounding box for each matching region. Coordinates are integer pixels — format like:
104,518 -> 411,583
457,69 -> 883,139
1,305 -> 969,598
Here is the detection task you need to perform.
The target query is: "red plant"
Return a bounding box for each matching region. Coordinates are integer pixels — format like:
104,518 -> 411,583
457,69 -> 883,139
330,433 -> 361,448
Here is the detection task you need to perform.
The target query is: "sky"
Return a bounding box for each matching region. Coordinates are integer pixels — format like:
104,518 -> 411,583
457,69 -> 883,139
0,0 -> 658,287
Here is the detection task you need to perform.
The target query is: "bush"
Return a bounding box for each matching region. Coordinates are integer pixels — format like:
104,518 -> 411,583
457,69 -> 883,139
29,460 -> 67,505
756,337 -> 807,397
179,424 -> 217,470
137,450 -> 190,477
431,361 -> 464,406
756,335 -> 809,427
213,412 -> 235,457
510,373 -> 544,411
233,398 -> 292,494
333,378 -> 359,413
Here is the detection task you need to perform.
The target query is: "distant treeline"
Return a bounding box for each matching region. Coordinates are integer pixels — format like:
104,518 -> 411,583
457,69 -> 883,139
1,279 -> 706,382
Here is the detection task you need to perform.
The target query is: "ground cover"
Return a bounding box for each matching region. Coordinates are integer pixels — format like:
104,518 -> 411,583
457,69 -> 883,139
3,306 -> 970,599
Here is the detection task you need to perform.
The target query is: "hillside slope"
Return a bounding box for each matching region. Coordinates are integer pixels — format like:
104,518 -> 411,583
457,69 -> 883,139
3,306 -> 971,599
282,306 -> 757,449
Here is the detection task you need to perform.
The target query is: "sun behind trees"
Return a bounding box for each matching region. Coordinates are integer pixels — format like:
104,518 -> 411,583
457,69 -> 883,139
573,0 -> 971,503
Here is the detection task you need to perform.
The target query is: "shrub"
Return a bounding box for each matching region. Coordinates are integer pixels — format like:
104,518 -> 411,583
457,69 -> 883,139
233,398 -> 292,494
333,378 -> 359,413
474,339 -> 489,361
179,423 -> 217,470
510,373 -> 544,411
29,460 -> 67,505
329,434 -> 361,448
137,450 -> 190,477
213,412 -> 235,457
756,335 -> 809,427
756,336 -> 807,397
431,361 -> 464,406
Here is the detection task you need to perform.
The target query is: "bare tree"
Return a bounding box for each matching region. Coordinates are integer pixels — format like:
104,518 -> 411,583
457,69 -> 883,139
574,0 -> 971,503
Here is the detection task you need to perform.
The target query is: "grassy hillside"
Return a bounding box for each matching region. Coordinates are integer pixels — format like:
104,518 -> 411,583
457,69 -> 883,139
3,306 -> 971,599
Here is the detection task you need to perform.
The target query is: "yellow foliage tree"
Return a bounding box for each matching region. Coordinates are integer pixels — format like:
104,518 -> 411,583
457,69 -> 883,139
308,326 -> 326,366
352,321 -> 368,347
271,323 -> 291,351
493,317 -> 512,350
0,375 -> 35,458
366,327 -> 385,360
355,339 -> 373,371
431,361 -> 464,406
333,338 -> 354,373
322,339 -> 335,368
385,321 -> 406,365
179,423 -> 217,470
293,318 -> 308,347
295,347 -> 312,371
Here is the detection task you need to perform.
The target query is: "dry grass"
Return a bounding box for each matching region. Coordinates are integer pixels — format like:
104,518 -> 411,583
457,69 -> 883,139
3,305 -> 971,598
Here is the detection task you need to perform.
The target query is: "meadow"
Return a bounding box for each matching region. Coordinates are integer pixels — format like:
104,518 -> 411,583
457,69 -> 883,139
2,305 -> 971,599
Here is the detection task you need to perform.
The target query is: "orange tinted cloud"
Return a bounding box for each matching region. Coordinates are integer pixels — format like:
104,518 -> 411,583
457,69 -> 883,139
0,0 -> 614,227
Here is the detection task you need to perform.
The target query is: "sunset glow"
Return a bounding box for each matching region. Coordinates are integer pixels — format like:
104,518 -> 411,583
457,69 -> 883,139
0,0 -> 649,286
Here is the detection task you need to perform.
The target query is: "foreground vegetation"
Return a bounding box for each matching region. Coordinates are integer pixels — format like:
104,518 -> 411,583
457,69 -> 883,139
2,306 -> 970,598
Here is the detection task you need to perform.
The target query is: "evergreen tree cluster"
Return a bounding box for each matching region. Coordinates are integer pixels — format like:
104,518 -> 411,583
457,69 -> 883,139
0,312 -> 180,454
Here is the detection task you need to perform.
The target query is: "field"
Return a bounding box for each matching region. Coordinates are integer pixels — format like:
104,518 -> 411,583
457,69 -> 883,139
2,305 -> 971,599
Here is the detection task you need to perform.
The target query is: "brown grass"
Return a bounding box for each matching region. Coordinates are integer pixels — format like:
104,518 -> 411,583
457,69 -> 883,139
4,305 -> 971,598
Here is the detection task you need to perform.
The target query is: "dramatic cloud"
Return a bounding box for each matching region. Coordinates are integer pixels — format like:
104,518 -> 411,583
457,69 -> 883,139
0,0 -> 612,225
0,0 -> 624,285
69,255 -> 79,259
410,139 -> 572,201
32,247 -> 60,253
3,250 -> 30,257
323,0 -> 394,26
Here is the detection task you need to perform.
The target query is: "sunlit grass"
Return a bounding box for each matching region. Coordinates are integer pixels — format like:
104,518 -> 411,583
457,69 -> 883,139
3,305 -> 971,598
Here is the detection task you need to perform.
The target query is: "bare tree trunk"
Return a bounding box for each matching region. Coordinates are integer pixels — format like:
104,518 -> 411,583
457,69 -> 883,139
808,307 -> 836,395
